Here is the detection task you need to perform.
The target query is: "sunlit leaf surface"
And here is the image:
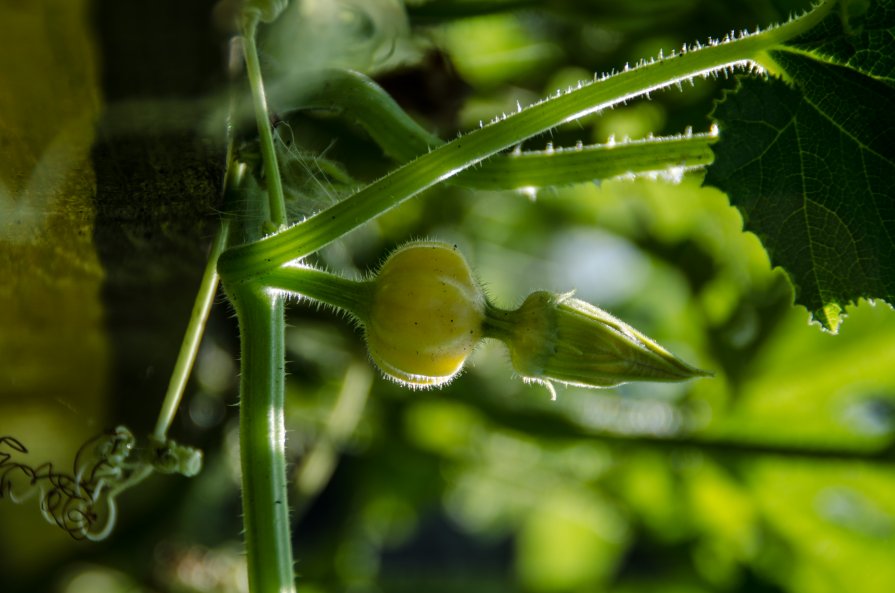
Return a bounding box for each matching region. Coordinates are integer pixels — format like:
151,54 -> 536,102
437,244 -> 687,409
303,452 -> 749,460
705,0 -> 895,331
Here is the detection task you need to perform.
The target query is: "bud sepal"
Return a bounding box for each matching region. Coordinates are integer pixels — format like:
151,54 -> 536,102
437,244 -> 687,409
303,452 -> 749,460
485,291 -> 709,390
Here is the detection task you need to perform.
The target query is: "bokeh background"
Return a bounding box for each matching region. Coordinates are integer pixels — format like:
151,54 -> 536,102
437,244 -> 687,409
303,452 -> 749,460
3,1 -> 895,592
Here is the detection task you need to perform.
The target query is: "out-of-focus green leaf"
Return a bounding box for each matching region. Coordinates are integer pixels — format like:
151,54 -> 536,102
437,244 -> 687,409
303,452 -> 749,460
747,461 -> 895,593
516,489 -> 627,592
441,13 -> 564,88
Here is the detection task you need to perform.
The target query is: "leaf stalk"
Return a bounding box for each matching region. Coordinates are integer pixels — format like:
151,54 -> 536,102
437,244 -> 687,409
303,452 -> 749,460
218,0 -> 836,282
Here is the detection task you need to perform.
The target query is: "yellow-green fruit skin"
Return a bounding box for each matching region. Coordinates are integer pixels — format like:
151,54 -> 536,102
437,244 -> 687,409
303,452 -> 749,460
366,242 -> 485,387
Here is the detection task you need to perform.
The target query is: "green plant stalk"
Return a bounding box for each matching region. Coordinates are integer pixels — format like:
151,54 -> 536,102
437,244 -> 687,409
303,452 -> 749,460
270,69 -> 443,162
230,285 -> 295,593
218,0 -> 835,282
152,220 -> 230,440
456,133 -> 716,189
153,59 -> 247,440
278,69 -> 716,188
259,265 -> 373,321
236,14 -> 296,593
242,16 -> 287,228
264,265 -> 373,320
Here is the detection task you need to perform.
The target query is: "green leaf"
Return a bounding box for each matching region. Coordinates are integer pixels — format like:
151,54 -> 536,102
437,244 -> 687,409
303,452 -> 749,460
786,0 -> 895,84
705,1 -> 895,332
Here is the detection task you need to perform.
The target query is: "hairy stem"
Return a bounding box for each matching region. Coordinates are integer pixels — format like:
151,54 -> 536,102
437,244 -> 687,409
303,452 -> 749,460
230,285 -> 295,593
218,0 -> 835,282
264,264 -> 373,320
457,132 -> 717,189
276,69 -> 716,188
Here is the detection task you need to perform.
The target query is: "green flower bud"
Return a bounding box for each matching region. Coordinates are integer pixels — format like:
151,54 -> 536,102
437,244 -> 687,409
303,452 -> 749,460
485,291 -> 709,390
364,241 -> 486,388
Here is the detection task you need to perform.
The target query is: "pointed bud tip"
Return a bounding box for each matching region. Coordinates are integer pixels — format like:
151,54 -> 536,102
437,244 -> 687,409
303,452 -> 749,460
489,290 -> 712,389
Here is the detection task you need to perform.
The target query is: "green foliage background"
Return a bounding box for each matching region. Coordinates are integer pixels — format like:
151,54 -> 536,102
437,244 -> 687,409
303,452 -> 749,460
2,1 -> 894,592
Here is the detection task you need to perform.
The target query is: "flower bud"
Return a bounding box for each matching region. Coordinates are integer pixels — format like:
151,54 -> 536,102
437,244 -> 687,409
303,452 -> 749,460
486,291 -> 709,389
364,242 -> 486,387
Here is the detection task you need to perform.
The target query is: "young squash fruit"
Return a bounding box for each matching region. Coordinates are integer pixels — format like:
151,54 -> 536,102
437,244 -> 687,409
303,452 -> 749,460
364,241 -> 486,387
276,240 -> 708,391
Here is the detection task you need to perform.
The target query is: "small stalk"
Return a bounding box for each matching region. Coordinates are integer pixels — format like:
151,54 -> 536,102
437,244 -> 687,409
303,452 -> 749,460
242,16 -> 287,229
229,284 -> 295,593
152,220 -> 230,440
456,132 -> 717,190
264,265 -> 373,320
153,53 -> 245,439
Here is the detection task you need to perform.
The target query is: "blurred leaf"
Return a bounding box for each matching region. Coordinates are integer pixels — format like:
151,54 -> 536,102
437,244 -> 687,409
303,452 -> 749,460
516,489 -> 627,591
441,13 -> 564,88
747,460 -> 895,593
699,298 -> 895,453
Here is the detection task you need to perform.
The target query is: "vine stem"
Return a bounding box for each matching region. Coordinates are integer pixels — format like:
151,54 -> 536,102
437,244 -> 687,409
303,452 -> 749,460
242,15 -> 287,229
456,132 -> 717,189
218,0 -> 836,283
275,67 -> 716,186
152,221 -> 230,440
152,38 -> 246,440
235,13 -> 295,593
230,285 -> 295,593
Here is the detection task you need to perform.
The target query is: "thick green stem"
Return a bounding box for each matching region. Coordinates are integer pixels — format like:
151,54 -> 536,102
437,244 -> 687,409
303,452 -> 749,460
242,16 -> 287,229
269,69 -> 443,163
218,0 -> 835,282
230,285 -> 295,593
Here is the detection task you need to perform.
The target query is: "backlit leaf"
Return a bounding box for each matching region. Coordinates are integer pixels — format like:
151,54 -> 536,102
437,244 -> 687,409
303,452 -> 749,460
705,0 -> 895,331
